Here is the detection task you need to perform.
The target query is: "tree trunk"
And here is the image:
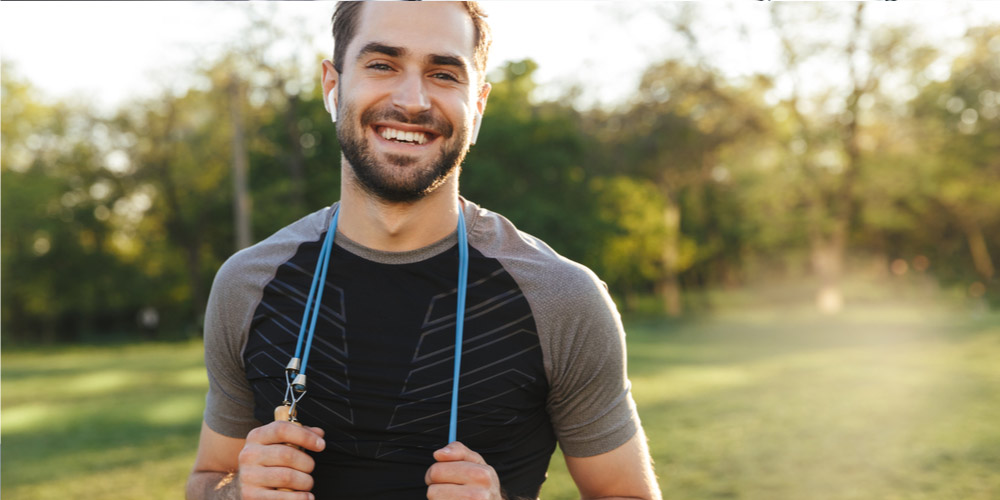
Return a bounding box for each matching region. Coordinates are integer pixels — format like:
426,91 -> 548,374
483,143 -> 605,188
811,228 -> 846,315
660,194 -> 683,316
230,79 -> 252,250
957,215 -> 995,280
811,4 -> 865,316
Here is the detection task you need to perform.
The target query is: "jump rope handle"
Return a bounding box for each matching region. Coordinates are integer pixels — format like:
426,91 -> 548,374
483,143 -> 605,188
273,405 -> 304,492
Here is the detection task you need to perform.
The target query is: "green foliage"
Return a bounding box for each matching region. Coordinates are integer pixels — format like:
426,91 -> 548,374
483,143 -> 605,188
462,59 -> 599,263
590,176 -> 672,292
2,67 -> 161,340
861,25 -> 1000,301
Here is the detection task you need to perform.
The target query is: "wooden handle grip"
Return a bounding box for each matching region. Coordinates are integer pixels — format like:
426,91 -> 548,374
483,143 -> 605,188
274,405 -> 302,425
274,405 -> 303,492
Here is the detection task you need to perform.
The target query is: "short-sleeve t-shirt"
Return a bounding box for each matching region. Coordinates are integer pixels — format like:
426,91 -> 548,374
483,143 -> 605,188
202,199 -> 640,499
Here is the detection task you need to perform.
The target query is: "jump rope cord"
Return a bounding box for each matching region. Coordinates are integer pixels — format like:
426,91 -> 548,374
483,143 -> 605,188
449,213 -> 469,443
299,208 -> 339,378
284,208 -> 339,406
294,208 -> 339,364
289,205 -> 469,443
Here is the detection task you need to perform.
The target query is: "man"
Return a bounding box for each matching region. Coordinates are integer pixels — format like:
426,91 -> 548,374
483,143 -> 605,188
186,2 -> 661,499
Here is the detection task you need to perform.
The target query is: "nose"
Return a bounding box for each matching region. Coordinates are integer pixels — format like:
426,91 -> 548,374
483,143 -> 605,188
391,72 -> 431,117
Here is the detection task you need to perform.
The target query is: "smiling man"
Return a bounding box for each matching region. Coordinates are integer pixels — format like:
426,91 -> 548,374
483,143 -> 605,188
186,2 -> 660,500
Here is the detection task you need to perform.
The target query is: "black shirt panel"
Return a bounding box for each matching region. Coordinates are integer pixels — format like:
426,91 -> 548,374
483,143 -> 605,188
243,233 -> 555,499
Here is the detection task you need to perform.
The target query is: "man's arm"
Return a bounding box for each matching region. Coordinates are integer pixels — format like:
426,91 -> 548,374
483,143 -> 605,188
186,420 -> 326,500
186,422 -> 245,500
564,429 -> 662,500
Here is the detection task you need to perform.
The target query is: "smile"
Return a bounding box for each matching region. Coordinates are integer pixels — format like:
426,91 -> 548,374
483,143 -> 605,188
376,126 -> 433,145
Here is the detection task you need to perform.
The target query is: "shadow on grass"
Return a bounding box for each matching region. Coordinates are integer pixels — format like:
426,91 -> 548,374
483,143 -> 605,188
2,416 -> 202,488
623,308 -> 1000,378
1,338 -> 205,382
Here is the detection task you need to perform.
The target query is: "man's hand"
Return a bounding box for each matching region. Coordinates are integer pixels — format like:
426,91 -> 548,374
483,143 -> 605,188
237,421 -> 326,499
425,441 -> 503,500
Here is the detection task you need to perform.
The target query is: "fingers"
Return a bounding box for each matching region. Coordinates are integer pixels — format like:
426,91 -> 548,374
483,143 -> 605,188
240,465 -> 315,496
425,442 -> 501,500
427,483 -> 481,500
432,441 -> 486,465
241,482 -> 316,500
247,421 -> 326,452
239,421 -> 326,495
425,459 -> 497,487
239,439 -> 317,473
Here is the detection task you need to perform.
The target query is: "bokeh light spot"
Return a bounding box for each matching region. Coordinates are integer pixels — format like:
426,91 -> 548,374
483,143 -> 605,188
891,259 -> 909,276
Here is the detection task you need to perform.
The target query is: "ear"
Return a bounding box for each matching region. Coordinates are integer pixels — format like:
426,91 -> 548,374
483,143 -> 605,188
321,59 -> 339,122
475,82 -> 491,117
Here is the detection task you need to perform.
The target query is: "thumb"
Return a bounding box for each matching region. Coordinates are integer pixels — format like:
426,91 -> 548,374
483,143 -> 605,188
433,441 -> 486,465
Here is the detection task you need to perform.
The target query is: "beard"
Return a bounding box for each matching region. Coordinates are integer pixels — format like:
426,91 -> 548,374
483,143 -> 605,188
337,94 -> 470,204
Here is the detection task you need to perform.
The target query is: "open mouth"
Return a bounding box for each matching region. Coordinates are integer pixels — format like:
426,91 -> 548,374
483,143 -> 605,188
375,125 -> 436,145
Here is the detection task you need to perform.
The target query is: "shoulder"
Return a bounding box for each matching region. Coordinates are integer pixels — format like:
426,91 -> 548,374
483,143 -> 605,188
464,203 -> 638,456
465,201 -> 612,314
465,201 -> 623,370
206,205 -> 334,339
213,205 -> 333,293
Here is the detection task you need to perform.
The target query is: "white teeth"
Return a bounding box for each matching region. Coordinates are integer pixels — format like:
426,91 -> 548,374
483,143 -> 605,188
379,127 -> 428,145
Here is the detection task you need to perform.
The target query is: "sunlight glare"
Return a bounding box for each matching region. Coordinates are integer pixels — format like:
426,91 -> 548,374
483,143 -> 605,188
142,395 -> 204,426
65,370 -> 133,395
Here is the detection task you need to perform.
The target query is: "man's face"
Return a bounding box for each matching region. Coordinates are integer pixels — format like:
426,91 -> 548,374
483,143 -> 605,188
332,2 -> 488,203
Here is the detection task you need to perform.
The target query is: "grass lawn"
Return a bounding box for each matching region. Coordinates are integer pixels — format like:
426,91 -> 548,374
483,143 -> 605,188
4,289 -> 1000,499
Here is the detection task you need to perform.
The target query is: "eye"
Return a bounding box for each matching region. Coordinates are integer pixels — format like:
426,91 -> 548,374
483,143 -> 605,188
431,72 -> 459,82
367,62 -> 393,72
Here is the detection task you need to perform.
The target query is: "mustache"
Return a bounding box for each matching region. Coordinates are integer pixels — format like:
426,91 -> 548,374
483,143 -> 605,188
359,106 -> 454,138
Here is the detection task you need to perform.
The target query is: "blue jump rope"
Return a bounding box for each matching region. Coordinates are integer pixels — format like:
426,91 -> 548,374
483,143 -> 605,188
282,206 -> 469,444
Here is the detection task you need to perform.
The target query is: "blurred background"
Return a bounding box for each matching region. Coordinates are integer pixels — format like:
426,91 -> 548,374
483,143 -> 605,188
2,2 -> 999,499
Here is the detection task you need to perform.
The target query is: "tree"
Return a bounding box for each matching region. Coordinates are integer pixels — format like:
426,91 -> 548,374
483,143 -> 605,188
897,25 -> 1000,302
594,59 -> 767,315
462,60 -> 600,266
2,66 -> 160,340
764,3 -> 943,313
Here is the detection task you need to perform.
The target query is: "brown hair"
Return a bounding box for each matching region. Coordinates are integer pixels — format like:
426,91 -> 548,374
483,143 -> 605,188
331,1 -> 492,83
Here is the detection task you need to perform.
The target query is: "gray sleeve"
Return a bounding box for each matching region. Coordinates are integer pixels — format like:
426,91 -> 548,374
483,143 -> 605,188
202,253 -> 264,438
534,267 -> 639,457
466,204 -> 640,457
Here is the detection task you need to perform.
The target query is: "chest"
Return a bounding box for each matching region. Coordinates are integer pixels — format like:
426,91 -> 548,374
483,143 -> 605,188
243,248 -> 549,460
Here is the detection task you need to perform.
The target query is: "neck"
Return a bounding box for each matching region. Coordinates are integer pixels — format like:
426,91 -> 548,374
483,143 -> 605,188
336,162 -> 462,252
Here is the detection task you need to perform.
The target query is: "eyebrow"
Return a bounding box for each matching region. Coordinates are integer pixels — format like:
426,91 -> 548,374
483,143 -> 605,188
357,42 -> 404,60
428,54 -> 466,71
357,42 -> 470,78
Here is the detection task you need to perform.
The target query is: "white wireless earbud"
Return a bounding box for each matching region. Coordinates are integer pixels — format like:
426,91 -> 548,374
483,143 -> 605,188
326,92 -> 337,123
470,113 -> 482,145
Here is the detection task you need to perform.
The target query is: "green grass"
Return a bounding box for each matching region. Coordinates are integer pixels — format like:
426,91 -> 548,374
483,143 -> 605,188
2,340 -> 207,500
4,289 -> 1000,499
